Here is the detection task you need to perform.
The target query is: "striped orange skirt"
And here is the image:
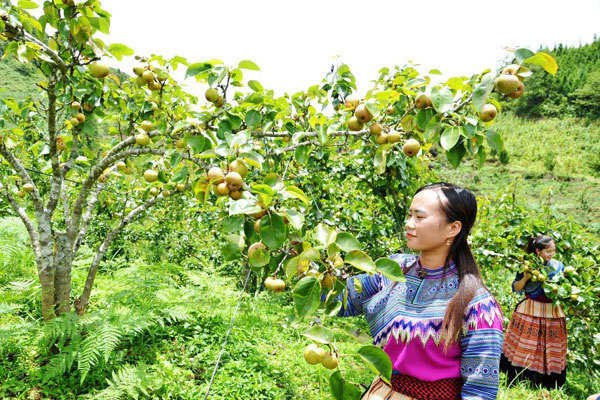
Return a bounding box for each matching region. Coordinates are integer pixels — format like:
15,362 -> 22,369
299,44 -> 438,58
502,298 -> 567,375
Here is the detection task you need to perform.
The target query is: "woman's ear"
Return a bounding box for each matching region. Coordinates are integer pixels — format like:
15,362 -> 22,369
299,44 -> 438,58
447,220 -> 462,239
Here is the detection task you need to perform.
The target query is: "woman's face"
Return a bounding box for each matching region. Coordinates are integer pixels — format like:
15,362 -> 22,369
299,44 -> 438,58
405,190 -> 459,252
536,241 -> 556,262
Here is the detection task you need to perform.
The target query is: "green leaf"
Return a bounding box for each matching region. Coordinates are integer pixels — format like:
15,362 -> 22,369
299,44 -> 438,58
295,145 -> 311,165
336,232 -> 361,252
172,166 -> 188,182
186,62 -> 212,78
345,250 -> 376,274
238,59 -> 260,71
446,142 -> 466,167
185,135 -> 205,154
357,345 -> 393,382
303,325 -> 335,344
486,130 -> 504,152
249,247 -> 270,268
221,243 -> 242,261
329,370 -> 362,400
285,185 -> 309,205
18,0 -> 39,9
316,223 -> 338,246
446,77 -> 464,91
229,199 -> 262,215
325,301 -> 342,317
375,258 -> 405,282
374,144 -> 393,175
429,68 -> 442,75
440,126 -> 461,150
430,87 -> 453,113
251,184 -> 276,196
424,118 -> 440,142
280,211 -> 302,231
472,73 -> 495,112
107,43 -> 134,61
259,214 -> 287,250
248,80 -> 264,92
292,277 -> 321,318
523,52 -> 558,76
514,48 -> 535,64
221,215 -> 245,233
245,110 -> 261,127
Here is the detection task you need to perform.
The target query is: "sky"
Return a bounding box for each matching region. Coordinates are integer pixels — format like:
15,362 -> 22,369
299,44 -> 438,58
97,0 -> 600,97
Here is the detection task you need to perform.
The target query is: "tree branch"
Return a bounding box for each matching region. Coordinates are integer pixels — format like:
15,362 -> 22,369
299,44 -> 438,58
0,145 -> 44,214
45,77 -> 63,216
0,182 -> 42,262
72,183 -> 103,255
75,192 -> 165,314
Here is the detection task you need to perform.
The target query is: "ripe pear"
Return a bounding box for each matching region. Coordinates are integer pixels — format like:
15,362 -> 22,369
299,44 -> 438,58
175,139 -> 186,149
149,80 -> 162,91
403,139 -> 420,157
495,74 -> 520,95
70,117 -> 79,126
229,189 -> 243,200
344,95 -> 359,111
98,173 -> 108,183
354,104 -> 372,123
215,96 -> 225,108
16,190 -> 26,198
478,104 -> 497,122
347,116 -> 363,132
214,182 -> 230,196
333,256 -> 344,268
321,352 -> 339,369
143,169 -> 158,182
322,273 -> 335,289
501,64 -> 520,76
135,76 -> 146,86
140,120 -> 154,132
387,131 -> 402,143
225,171 -> 243,190
22,183 -> 34,192
415,93 -> 430,109
369,123 -> 382,136
248,242 -> 266,258
149,187 -> 159,196
208,167 -> 225,184
83,103 -> 94,112
142,70 -> 155,83
71,101 -> 81,110
136,133 -> 150,146
266,277 -> 285,293
386,106 -> 395,115
205,88 -> 219,103
76,113 -> 86,123
374,133 -> 387,145
254,218 -> 261,233
89,61 -> 110,78
132,65 -> 145,76
56,137 -> 67,150
116,161 -> 127,171
508,80 -> 525,99
303,344 -> 326,365
176,183 -> 186,192
229,159 -> 248,178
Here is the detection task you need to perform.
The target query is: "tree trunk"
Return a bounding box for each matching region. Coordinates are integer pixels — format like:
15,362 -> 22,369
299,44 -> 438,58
38,220 -> 56,320
53,232 -> 73,315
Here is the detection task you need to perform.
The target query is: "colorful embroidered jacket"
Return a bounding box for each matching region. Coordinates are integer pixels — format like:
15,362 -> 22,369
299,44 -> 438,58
338,254 -> 504,400
512,259 -> 565,300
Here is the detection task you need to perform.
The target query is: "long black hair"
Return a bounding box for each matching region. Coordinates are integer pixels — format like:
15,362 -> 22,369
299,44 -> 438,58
414,182 -> 484,347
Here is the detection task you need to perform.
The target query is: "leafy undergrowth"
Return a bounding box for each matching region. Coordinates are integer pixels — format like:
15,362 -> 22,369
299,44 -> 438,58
0,262 -> 592,399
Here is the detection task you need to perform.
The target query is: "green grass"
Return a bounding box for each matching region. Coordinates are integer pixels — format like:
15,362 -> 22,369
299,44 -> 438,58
0,57 -> 41,102
437,113 -> 600,232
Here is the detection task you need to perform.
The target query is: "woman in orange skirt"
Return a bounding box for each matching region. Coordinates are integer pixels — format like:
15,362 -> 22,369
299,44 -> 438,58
500,235 -> 567,389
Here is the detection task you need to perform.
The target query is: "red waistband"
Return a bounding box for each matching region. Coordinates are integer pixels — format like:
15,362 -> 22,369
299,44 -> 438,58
390,374 -> 462,400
